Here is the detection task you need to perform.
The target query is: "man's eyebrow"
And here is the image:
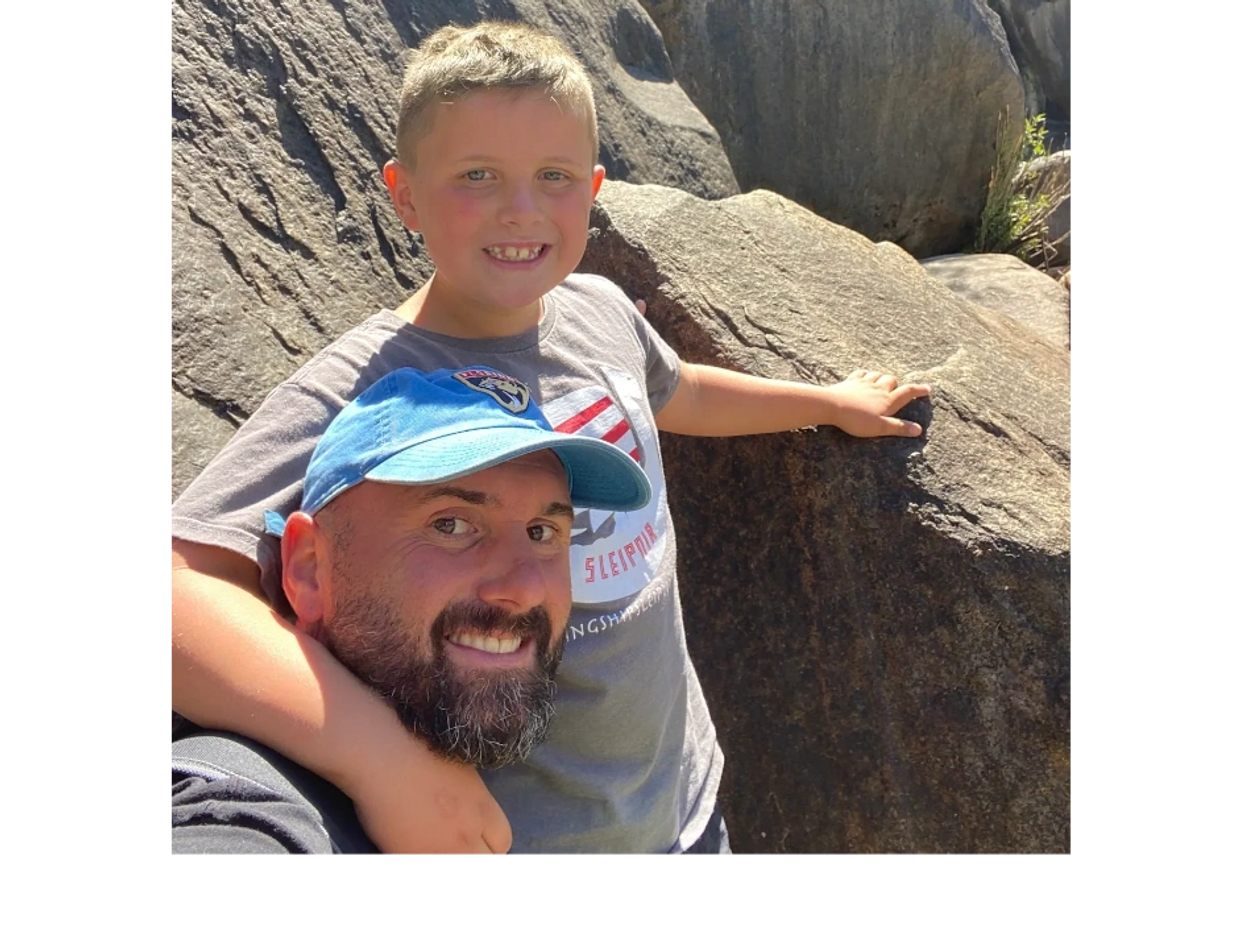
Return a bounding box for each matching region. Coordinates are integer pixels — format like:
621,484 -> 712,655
545,501 -> 576,520
419,486 -> 491,506
418,486 -> 576,519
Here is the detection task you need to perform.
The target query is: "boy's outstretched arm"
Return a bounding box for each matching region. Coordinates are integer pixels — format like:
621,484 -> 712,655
172,540 -> 512,853
655,363 -> 930,438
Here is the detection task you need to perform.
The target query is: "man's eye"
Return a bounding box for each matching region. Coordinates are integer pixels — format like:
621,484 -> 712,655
432,517 -> 473,537
527,522 -> 559,542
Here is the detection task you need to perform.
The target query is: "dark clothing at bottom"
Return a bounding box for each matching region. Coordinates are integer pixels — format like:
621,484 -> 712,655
172,729 -> 731,853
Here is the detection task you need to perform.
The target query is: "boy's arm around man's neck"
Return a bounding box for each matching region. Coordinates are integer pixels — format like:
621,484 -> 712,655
170,539 -> 512,852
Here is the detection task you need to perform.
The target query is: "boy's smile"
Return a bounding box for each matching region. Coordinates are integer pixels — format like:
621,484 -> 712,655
386,88 -> 605,338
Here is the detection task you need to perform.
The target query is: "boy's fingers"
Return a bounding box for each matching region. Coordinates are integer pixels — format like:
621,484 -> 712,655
891,383 -> 932,407
633,298 -> 647,317
885,417 -> 923,437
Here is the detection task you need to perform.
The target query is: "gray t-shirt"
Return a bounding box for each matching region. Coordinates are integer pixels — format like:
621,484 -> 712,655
171,273 -> 723,852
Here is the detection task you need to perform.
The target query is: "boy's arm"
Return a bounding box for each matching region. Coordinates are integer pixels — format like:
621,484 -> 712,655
172,539 -> 512,853
654,363 -> 929,438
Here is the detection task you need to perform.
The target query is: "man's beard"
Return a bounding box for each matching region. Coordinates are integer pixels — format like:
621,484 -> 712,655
322,595 -> 566,769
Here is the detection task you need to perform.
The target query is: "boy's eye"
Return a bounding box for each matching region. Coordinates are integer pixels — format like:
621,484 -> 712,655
432,517 -> 474,537
541,170 -> 568,182
463,169 -> 491,181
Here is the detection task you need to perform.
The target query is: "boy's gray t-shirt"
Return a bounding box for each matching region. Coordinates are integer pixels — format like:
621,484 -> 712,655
171,273 -> 723,853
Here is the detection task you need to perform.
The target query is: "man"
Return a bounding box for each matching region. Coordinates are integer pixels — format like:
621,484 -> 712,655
172,366 -> 651,853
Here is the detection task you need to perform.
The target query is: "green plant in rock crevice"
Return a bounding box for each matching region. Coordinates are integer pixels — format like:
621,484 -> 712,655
972,111 -> 1068,269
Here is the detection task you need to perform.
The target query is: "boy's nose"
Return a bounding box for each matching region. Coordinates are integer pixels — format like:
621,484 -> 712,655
497,183 -> 541,227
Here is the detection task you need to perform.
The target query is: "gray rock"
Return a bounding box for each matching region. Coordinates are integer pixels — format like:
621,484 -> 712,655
987,0 -> 1070,120
921,253 -> 1069,349
639,0 -> 1025,257
516,0 -> 741,199
1061,268 -> 1071,349
580,180 -> 1069,852
172,0 -> 739,499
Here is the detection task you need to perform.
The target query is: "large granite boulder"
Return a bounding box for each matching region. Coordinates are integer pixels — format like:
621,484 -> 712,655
579,180 -> 1069,852
921,252 -> 1070,349
987,0 -> 1070,121
172,0 -> 739,499
639,0 -> 1025,258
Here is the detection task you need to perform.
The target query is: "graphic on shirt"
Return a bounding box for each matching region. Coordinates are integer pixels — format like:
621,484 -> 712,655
539,369 -> 668,605
453,368 -> 531,413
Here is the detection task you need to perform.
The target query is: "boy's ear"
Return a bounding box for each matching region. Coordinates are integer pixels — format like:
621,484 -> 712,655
591,164 -> 606,200
280,512 -> 328,639
384,159 -> 421,232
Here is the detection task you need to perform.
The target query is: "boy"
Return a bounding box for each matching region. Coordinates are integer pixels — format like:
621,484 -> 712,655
171,21 -> 930,852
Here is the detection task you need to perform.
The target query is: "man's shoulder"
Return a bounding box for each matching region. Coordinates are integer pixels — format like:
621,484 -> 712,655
172,730 -> 376,854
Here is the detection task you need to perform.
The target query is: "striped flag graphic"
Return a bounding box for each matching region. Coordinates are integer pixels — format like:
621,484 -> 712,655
550,392 -> 641,464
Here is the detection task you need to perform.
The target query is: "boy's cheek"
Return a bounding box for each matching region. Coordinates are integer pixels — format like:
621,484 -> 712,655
442,190 -> 489,219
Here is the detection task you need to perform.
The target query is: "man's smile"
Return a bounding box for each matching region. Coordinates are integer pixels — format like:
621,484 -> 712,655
448,631 -> 523,654
445,630 -> 538,668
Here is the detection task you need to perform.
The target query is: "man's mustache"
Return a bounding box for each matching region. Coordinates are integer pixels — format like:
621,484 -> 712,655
431,600 -> 554,646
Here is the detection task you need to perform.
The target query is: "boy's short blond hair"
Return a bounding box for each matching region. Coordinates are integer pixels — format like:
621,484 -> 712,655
395,21 -> 599,168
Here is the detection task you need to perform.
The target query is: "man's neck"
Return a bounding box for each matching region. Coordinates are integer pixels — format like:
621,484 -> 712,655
394,275 -> 545,340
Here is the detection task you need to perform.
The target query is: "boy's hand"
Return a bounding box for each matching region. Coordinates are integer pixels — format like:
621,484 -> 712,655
822,370 -> 931,438
351,740 -> 512,853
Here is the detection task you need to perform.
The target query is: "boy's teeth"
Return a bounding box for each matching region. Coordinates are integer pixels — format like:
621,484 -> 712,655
448,632 -> 522,654
486,245 -> 543,261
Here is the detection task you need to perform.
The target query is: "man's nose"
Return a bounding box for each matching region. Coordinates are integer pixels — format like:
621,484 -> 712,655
476,533 -> 548,614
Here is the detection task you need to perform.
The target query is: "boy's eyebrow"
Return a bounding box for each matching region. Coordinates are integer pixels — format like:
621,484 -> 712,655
451,154 -> 587,166
418,485 -> 575,519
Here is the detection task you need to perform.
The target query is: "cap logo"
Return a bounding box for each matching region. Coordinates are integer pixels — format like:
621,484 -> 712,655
453,368 -> 531,413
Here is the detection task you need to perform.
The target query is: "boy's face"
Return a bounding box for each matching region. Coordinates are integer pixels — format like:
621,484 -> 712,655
386,88 -> 605,323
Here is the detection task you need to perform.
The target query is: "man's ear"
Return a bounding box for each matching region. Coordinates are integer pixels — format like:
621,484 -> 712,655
591,164 -> 606,200
281,512 -> 328,638
384,159 -> 421,232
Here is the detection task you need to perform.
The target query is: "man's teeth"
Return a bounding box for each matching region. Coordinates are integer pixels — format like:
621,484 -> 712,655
486,245 -> 544,261
448,633 -> 523,654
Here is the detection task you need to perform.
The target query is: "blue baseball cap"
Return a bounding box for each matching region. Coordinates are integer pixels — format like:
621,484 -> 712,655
264,366 -> 651,536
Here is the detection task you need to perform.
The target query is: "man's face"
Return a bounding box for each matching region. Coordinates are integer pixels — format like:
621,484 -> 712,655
312,450 -> 575,768
390,87 -> 605,326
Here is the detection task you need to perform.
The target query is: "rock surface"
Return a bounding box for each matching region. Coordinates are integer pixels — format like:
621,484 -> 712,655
921,252 -> 1070,349
639,0 -> 1025,257
579,180 -> 1069,852
172,0 -> 738,499
987,0 -> 1070,120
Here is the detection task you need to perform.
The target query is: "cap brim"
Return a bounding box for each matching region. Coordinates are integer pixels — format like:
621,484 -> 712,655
364,424 -> 651,511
